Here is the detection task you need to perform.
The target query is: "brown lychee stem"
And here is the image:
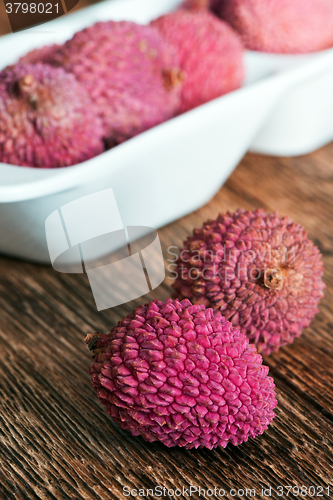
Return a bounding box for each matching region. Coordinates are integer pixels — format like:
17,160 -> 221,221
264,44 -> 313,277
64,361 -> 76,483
183,0 -> 209,10
18,74 -> 35,92
264,268 -> 284,291
18,74 -> 38,106
85,332 -> 102,352
162,68 -> 186,90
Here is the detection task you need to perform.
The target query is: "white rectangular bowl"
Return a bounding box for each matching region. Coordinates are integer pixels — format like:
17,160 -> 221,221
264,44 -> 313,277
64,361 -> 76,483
1,0 -> 333,263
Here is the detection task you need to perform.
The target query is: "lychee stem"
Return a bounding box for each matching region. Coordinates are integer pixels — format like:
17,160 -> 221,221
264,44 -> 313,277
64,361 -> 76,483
18,74 -> 38,107
183,0 -> 210,10
18,74 -> 34,93
264,268 -> 283,291
162,68 -> 186,90
85,332 -> 102,352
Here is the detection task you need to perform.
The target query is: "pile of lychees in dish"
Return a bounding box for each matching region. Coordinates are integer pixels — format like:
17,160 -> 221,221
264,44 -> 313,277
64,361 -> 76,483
2,0 -> 333,169
0,6 -> 244,168
85,209 -> 325,450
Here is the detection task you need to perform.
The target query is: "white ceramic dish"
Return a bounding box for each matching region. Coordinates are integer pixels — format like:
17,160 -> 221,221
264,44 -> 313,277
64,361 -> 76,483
1,0 -> 333,263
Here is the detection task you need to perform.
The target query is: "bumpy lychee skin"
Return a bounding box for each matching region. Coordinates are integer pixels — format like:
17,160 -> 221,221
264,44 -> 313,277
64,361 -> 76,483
217,0 -> 333,53
44,21 -> 183,144
19,44 -> 61,65
172,210 -> 325,355
151,10 -> 244,113
86,298 -> 277,449
0,63 -> 104,168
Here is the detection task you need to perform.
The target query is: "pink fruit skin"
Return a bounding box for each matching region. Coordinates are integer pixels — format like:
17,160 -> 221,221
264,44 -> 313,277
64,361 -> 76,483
172,209 -> 325,355
218,0 -> 333,53
0,64 -> 104,168
87,298 -> 277,449
19,44 -> 60,65
33,21 -> 183,144
151,10 -> 244,113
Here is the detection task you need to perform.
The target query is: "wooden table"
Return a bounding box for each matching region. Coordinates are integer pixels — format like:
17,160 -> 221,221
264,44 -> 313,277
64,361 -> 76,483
0,143 -> 332,499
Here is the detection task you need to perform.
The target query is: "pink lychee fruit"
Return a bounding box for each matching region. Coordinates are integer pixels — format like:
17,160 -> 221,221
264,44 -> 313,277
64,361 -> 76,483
86,298 -> 277,449
31,21 -> 184,145
172,209 -> 325,355
19,44 -> 61,65
217,0 -> 333,53
0,63 -> 104,168
151,10 -> 244,113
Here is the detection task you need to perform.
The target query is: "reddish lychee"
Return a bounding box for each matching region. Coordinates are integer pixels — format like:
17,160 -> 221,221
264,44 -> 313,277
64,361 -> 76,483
151,10 -> 244,113
217,0 -> 333,53
172,210 -> 325,355
86,298 -> 277,449
19,44 -> 61,65
0,63 -> 104,168
37,21 -> 183,144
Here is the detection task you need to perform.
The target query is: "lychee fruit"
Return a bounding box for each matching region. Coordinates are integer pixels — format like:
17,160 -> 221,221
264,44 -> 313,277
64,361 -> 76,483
86,298 -> 277,449
0,63 -> 104,168
217,0 -> 333,53
19,44 -> 61,65
37,21 -> 183,144
151,10 -> 244,113
172,209 -> 325,355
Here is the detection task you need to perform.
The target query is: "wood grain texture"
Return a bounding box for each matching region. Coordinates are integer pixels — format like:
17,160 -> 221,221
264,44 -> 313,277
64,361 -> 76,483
0,144 -> 332,500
